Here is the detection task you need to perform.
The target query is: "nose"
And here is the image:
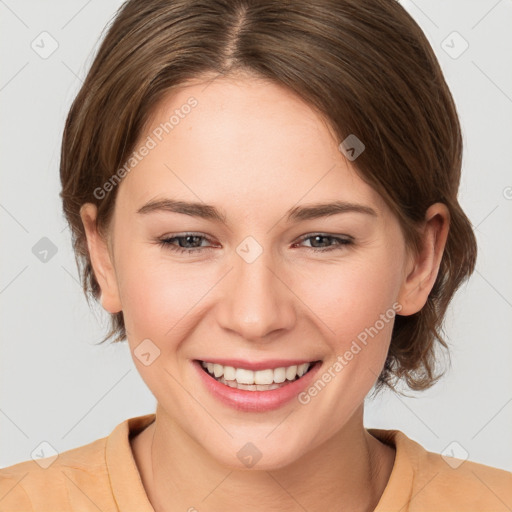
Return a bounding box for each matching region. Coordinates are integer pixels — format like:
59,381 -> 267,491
216,246 -> 297,343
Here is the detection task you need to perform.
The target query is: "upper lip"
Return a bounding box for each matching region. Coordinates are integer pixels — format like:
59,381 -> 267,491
196,358 -> 320,371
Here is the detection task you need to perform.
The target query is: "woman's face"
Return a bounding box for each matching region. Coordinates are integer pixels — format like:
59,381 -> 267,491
84,74 -> 423,469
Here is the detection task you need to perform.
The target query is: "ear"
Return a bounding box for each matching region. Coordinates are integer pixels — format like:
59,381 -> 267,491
79,203 -> 122,314
396,203 -> 450,316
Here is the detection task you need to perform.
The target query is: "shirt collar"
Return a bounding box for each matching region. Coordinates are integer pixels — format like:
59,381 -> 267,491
369,428 -> 415,512
106,413 -> 156,511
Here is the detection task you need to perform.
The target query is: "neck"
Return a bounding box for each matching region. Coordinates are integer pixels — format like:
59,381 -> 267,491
131,403 -> 395,512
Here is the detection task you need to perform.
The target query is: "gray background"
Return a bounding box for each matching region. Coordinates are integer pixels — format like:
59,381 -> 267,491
1,0 -> 511,473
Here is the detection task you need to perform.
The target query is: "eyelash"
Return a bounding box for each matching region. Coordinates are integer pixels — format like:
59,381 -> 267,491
157,232 -> 353,255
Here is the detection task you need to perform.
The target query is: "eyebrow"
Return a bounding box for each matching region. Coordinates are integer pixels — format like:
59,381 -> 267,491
136,198 -> 378,224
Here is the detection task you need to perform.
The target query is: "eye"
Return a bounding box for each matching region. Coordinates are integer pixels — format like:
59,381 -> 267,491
293,233 -> 353,253
157,232 -> 353,255
157,233 -> 216,255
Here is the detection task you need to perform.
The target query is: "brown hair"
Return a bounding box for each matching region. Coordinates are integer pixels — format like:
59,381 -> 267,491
60,0 -> 477,396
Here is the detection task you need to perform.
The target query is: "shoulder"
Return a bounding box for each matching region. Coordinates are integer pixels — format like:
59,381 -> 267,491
0,474 -> 32,511
0,414 -> 155,511
417,445 -> 512,510
371,428 -> 512,511
0,435 -> 108,511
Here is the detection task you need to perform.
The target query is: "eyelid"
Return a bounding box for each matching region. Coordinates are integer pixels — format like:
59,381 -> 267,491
295,232 -> 354,243
158,231 -> 353,245
157,231 -> 354,255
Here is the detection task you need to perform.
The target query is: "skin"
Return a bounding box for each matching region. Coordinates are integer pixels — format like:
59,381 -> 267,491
80,73 -> 450,512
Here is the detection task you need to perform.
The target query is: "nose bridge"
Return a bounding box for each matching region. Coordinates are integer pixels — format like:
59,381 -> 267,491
218,237 -> 296,341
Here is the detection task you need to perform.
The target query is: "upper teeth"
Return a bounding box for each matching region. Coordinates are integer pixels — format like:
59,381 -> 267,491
201,361 -> 311,385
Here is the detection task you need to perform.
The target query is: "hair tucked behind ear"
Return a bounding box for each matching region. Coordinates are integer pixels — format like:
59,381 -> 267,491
60,0 -> 477,396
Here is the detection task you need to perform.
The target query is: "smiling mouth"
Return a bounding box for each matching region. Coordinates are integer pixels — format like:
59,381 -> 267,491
198,360 -> 319,391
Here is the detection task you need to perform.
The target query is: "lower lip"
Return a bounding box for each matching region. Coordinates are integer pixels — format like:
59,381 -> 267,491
192,359 -> 322,412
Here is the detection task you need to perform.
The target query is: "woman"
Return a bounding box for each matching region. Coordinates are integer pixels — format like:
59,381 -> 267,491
1,0 -> 511,510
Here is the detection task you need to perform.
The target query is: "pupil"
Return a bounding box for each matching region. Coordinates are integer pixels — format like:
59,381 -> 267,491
313,235 -> 327,247
182,235 -> 199,248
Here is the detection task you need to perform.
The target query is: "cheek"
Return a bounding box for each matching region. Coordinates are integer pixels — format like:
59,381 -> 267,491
116,245 -> 219,349
294,251 -> 403,343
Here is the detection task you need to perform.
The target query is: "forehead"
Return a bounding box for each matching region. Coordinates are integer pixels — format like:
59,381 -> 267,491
116,75 -> 387,218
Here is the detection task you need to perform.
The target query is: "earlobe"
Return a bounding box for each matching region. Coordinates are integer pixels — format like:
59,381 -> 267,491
79,203 -> 122,314
396,203 -> 450,316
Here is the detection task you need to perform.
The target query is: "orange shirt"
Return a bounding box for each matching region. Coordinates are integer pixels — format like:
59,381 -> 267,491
1,413 -> 511,511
